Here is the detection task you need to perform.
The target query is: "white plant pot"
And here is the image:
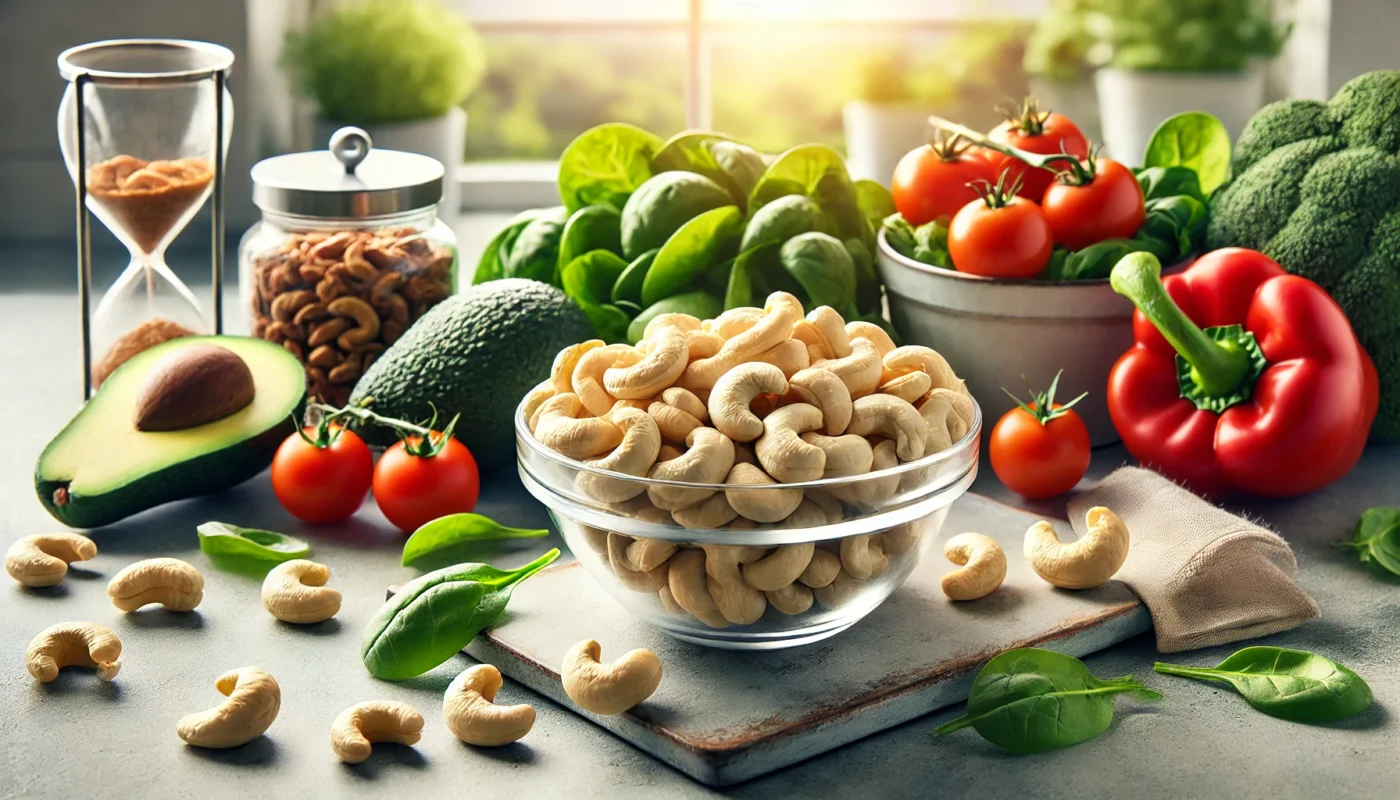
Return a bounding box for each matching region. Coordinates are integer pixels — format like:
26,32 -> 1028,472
315,107 -> 466,225
1094,67 -> 1265,164
1028,76 -> 1102,145
842,101 -> 932,187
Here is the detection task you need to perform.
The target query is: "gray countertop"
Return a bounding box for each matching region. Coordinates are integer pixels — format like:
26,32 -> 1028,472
2,242 -> 1397,799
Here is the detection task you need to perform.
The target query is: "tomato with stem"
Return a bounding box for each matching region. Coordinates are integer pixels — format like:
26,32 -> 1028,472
1042,154 -> 1146,250
984,97 -> 1090,203
948,169 -> 1054,279
891,132 -> 996,226
990,371 -> 1091,499
271,422 -> 374,524
373,411 -> 481,534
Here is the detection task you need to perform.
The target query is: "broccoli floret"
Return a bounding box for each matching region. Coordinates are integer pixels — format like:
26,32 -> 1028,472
1208,70 -> 1400,438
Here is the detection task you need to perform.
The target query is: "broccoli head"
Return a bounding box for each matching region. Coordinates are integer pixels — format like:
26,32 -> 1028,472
1208,70 -> 1400,438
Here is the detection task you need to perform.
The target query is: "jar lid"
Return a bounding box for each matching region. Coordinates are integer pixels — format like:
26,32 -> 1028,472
251,127 -> 444,218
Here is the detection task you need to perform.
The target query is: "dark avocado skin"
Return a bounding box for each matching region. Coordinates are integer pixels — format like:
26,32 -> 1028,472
350,278 -> 594,467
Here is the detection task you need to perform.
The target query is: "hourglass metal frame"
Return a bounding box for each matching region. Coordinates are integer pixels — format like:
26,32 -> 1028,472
69,52 -> 229,398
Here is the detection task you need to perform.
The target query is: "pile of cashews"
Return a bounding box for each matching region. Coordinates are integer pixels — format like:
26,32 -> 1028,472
524,291 -> 979,627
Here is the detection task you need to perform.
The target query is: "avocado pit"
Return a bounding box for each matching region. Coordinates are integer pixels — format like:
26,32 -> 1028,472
133,344 -> 256,432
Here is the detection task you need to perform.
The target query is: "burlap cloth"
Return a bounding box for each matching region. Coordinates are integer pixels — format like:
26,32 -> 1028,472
1067,467 -> 1320,653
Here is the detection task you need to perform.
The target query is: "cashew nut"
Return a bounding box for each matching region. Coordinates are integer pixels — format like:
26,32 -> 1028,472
561,639 -> 663,715
880,521 -> 924,556
680,293 -> 802,390
534,393 -> 624,460
672,493 -> 739,529
766,582 -> 815,615
796,306 -> 854,360
710,362 -> 789,442
573,344 -> 638,417
605,326 -> 687,399
828,438 -> 899,506
623,537 -> 678,572
800,432 -> 874,478
522,381 -> 556,433
328,296 -> 380,349
660,387 -> 708,422
813,337 -> 883,399
686,329 -> 725,361
919,388 -> 976,449
804,489 -> 846,523
941,533 -> 1007,601
813,569 -> 864,609
742,542 -> 815,591
643,312 -> 703,339
755,403 -> 826,483
708,307 -> 764,339
26,622 -> 121,682
607,534 -> 670,592
840,534 -> 887,580
658,584 -> 684,614
6,532 -> 96,587
667,549 -> 730,628
261,560 -> 341,624
647,427 -> 735,511
878,370 -> 932,405
1025,507 -> 1130,589
784,498 -> 831,527
176,667 -> 281,748
845,320 -> 896,358
703,544 -> 768,624
107,557 -> 204,612
444,664 -> 535,746
752,338 -> 810,377
787,367 -> 853,435
578,408 -> 661,502
330,701 -> 424,764
648,399 -> 703,444
883,345 -> 965,395
551,339 -> 604,394
798,549 -> 841,588
724,462 -> 803,522
845,394 -> 928,462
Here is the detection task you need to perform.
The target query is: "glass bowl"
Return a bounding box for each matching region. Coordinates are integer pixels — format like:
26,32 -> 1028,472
514,397 -> 982,650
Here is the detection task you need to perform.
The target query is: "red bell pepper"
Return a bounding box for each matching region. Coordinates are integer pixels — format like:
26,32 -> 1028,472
1107,248 -> 1377,499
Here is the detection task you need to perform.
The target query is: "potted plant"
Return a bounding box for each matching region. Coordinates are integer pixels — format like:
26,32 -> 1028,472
1075,0 -> 1291,160
283,0 -> 486,222
842,52 -> 939,186
1023,0 -> 1102,144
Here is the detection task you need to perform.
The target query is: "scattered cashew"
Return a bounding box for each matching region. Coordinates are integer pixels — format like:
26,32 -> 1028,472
573,344 -> 637,417
647,427 -> 735,511
561,639 -> 663,715
6,532 -> 96,587
940,533 -> 1007,601
787,367 -> 853,435
703,544 -> 768,624
800,432 -> 874,478
330,701 -> 424,764
550,339 -> 604,394
177,667 -> 281,748
578,408 -> 662,502
755,403 -> 826,483
709,362 -> 789,442
262,560 -> 341,624
798,549 -> 841,589
813,338 -> 883,399
724,462 -> 803,522
742,543 -> 815,591
107,557 -> 204,612
845,320 -> 896,358
846,394 -> 928,462
667,549 -> 730,629
1025,507 -> 1130,589
606,326 -> 688,399
534,393 -> 624,459
444,664 -> 535,746
766,582 -> 815,615
26,622 -> 121,682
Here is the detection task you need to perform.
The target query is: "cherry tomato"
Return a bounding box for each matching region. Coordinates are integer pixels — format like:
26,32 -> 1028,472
373,434 -> 480,533
948,192 -> 1053,279
989,373 -> 1091,499
985,100 -> 1090,203
1042,157 -> 1146,251
271,427 -> 374,524
891,137 -> 996,226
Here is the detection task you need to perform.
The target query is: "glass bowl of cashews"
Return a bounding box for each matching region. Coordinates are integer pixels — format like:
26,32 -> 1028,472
516,291 -> 981,649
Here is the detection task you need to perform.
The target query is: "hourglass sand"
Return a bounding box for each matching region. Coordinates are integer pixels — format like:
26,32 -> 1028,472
57,40 -> 234,395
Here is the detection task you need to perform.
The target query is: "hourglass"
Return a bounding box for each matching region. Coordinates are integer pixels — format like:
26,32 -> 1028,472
58,39 -> 234,396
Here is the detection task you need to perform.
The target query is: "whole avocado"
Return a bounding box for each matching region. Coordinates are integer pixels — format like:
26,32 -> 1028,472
350,279 -> 593,466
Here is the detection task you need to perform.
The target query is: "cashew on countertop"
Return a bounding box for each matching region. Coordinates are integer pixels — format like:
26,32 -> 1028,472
177,667 -> 282,748
6,533 -> 96,587
561,639 -> 663,716
262,559 -> 342,624
533,293 -> 976,629
330,701 -> 425,764
941,533 -> 1007,601
1025,507 -> 1131,590
444,664 -> 536,746
107,557 -> 204,612
26,621 -> 122,683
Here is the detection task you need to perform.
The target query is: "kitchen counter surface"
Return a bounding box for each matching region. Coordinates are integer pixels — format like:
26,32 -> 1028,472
3,241 -> 1397,799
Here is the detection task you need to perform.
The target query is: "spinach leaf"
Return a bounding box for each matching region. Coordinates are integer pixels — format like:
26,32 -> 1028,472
1340,506 -> 1400,577
641,205 -> 744,306
653,131 -> 764,209
882,213 -> 918,259
1136,166 -> 1206,204
844,237 -> 881,316
936,648 -> 1162,754
740,194 -> 830,253
197,522 -> 310,563
562,250 -> 632,343
725,246 -> 762,309
612,248 -> 657,306
620,171 -> 735,259
402,514 -> 549,567
912,220 -> 951,267
780,232 -> 857,316
627,292 -> 723,344
750,144 -> 869,247
1154,647 -> 1372,723
558,123 -> 665,213
711,140 -> 766,202
557,205 -> 623,272
853,179 -> 896,233
473,208 -> 540,285
362,548 -> 560,680
504,206 -> 569,284
1143,112 -> 1231,195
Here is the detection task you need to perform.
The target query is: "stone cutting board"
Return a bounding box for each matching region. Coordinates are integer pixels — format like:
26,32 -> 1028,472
464,493 -> 1151,786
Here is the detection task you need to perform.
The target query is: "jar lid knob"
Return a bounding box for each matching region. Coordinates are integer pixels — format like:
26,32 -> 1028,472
329,127 -> 372,175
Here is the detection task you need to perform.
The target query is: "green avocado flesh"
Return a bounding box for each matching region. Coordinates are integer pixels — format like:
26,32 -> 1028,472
36,336 -> 306,529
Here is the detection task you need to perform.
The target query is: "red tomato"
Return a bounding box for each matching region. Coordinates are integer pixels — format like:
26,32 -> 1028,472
271,427 -> 374,524
948,194 -> 1053,279
986,103 -> 1090,203
1042,158 -> 1146,251
373,434 -> 481,533
891,141 -> 996,226
990,402 -> 1091,499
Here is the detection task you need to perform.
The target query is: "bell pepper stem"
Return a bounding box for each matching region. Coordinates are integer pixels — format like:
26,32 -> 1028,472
1110,253 -> 1251,398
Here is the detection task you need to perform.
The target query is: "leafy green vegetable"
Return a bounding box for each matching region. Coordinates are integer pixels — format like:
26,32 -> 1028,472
1144,112 -> 1232,195
642,205 -> 744,306
627,292 -> 723,344
844,238 -> 881,316
1155,647 -> 1372,723
473,208 -> 540,285
562,250 -> 632,342
725,246 -> 759,309
853,179 -> 897,233
197,522 -> 310,563
751,144 -> 870,246
780,232 -> 858,316
558,123 -> 665,214
612,248 -> 657,306
711,140 -> 766,203
740,194 -> 830,253
401,514 -> 549,567
362,548 -> 560,680
504,206 -> 569,284
557,205 -> 622,272
883,213 -> 952,268
1137,166 -> 1206,204
936,648 -> 1162,754
620,171 -> 734,259
653,131 -> 763,209
1339,506 -> 1400,577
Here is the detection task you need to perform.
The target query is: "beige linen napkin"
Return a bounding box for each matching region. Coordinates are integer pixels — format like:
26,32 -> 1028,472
1067,466 -> 1320,653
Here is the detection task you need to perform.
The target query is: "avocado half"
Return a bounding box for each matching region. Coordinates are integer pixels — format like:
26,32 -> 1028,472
36,336 -> 306,528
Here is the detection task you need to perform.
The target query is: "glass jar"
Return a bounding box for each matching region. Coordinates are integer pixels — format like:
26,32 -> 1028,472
239,128 -> 457,406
